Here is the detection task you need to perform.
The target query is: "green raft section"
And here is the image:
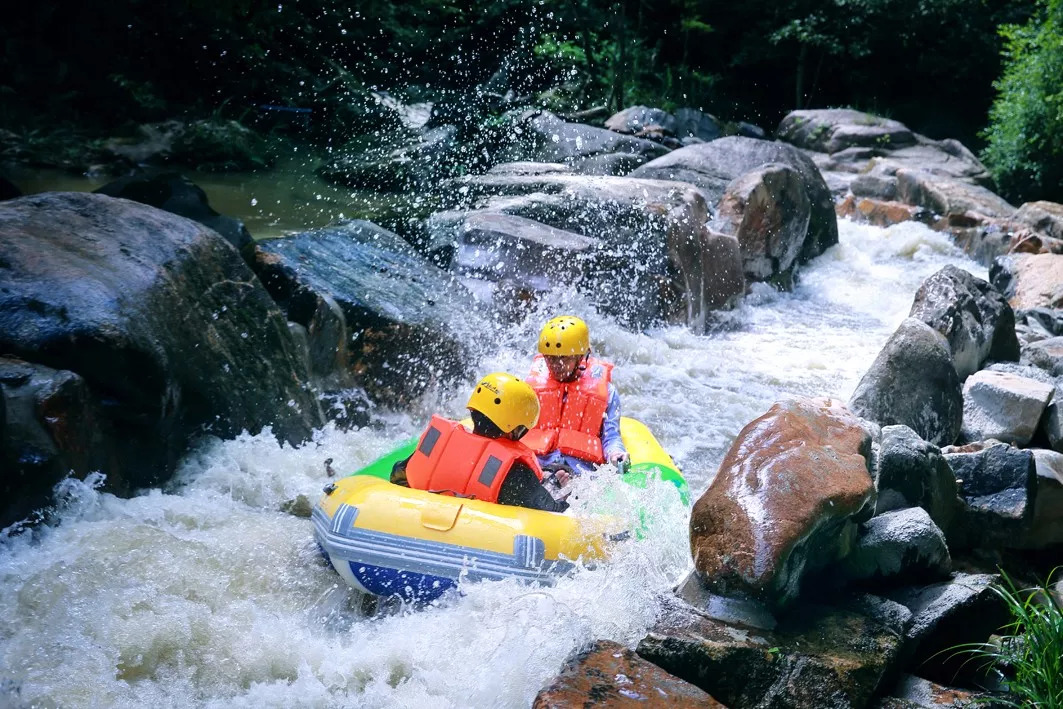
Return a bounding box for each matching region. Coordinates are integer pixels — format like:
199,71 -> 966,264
351,417 -> 689,506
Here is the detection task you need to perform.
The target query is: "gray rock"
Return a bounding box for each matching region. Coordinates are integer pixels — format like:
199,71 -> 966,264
568,152 -> 649,176
631,136 -> 838,263
674,108 -> 723,142
989,253 -> 1063,311
850,173 -> 899,201
886,674 -> 1010,708
0,192 -> 323,519
638,594 -> 908,709
897,168 -> 1016,219
849,318 -> 964,446
604,105 -> 678,136
486,161 -> 571,176
251,220 -> 477,405
944,442 -> 1036,547
876,425 -> 958,533
1014,200 -> 1063,240
985,361 -> 1063,451
1022,449 -> 1063,548
909,265 -> 1019,379
736,122 -> 767,139
1022,336 -> 1063,377
318,125 -> 460,191
961,370 -> 1054,445
777,109 -> 916,154
885,573 -> 1009,686
503,109 -> 669,166
841,507 -> 952,583
711,162 -> 811,285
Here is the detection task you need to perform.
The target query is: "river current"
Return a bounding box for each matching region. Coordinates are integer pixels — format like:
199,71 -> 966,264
0,217 -> 985,708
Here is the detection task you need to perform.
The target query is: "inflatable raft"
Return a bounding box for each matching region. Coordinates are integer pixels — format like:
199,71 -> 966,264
313,417 -> 685,602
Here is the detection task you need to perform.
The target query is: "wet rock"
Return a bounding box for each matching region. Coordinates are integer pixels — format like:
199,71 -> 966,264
989,253 -> 1063,311
736,122 -> 767,139
896,169 -> 1016,220
909,265 -> 1019,378
534,639 -> 726,708
0,358 -> 116,528
876,426 -> 958,533
1017,307 -> 1063,340
441,173 -> 742,330
690,397 -> 875,610
631,136 -> 838,263
674,108 -> 723,142
0,192 -> 322,512
836,195 -> 931,229
777,109 -> 916,154
102,119 -> 273,172
251,220 -> 475,405
884,573 -> 1009,686
503,109 -> 669,172
280,493 -> 313,518
943,443 -> 1036,548
851,173 -> 899,201
486,161 -> 571,176
985,362 -> 1063,450
849,318 -> 963,446
1014,200 -> 1063,240
318,125 -> 459,192
960,370 -> 1054,445
638,594 -> 908,708
569,152 -> 651,176
605,106 -> 679,137
95,172 -> 253,252
426,210 -> 597,294
711,163 -> 810,286
882,674 -> 1010,708
841,507 -> 951,584
1021,336 -> 1063,377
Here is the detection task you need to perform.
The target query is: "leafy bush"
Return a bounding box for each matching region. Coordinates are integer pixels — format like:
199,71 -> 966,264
981,0 -> 1063,203
954,569 -> 1063,707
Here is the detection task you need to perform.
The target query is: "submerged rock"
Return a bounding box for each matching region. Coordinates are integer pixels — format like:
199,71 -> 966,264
0,192 -> 323,524
849,318 -> 963,447
534,639 -> 725,708
689,397 -> 875,610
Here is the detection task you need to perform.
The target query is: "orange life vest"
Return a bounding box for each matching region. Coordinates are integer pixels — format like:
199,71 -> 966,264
523,354 -> 613,463
404,415 -> 543,502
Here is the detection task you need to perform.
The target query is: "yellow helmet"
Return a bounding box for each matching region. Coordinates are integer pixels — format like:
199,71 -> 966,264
466,372 -> 540,433
538,315 -> 590,356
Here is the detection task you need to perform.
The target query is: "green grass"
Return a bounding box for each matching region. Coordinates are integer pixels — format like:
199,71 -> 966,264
954,569 -> 1063,707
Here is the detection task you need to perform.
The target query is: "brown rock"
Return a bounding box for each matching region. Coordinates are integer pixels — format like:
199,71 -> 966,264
837,195 -> 929,227
690,397 -> 876,609
534,640 -> 726,708
1015,200 -> 1063,240
993,253 -> 1063,310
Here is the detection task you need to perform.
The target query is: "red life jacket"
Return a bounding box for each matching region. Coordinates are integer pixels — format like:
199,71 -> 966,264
404,415 -> 543,503
523,354 -> 613,464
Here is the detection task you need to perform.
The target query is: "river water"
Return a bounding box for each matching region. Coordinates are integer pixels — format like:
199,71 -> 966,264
0,207 -> 985,707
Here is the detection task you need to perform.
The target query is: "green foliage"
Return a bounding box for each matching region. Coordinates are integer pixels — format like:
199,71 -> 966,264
952,569 -> 1063,707
981,0 -> 1063,203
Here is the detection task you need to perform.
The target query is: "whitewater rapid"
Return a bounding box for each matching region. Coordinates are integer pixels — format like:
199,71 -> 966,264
0,219 -> 985,708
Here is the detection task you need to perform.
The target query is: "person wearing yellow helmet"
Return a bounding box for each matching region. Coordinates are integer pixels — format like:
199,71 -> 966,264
523,315 -> 628,480
390,372 -> 567,512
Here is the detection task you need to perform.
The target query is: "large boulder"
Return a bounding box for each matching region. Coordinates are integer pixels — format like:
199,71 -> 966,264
251,220 -> 476,405
960,370 -> 1054,445
849,318 -> 964,447
1,358 -> 116,528
1014,200 -> 1063,240
503,109 -> 669,174
631,136 -> 838,263
674,108 -> 723,142
604,105 -> 679,137
908,265 -> 1019,378
989,253 -> 1063,311
711,163 -> 811,286
94,172 -> 253,251
533,639 -> 725,708
776,109 -> 916,154
317,125 -> 460,191
896,169 -> 1016,220
876,425 -> 958,533
689,397 -> 875,610
436,173 -> 744,330
0,192 -> 323,516
638,594 -> 910,708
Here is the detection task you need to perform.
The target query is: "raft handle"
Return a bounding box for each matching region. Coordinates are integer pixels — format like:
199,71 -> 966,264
322,483 -> 337,496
